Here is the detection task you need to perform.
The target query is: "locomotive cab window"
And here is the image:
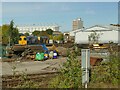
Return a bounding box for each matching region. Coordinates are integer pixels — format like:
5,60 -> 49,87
24,38 -> 26,40
19,38 -> 22,40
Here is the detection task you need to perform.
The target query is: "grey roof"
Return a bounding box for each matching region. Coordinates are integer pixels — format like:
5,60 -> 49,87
104,25 -> 119,31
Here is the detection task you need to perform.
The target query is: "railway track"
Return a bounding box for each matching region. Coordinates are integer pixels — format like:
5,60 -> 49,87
2,71 -> 59,88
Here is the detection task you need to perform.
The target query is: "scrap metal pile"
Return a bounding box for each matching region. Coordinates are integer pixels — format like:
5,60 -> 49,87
5,43 -> 75,61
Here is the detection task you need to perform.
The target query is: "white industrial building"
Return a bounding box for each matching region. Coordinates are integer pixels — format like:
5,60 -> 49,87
69,28 -> 85,37
75,25 -> 120,44
17,24 -> 60,34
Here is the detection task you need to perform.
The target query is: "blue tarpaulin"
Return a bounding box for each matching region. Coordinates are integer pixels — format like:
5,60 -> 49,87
40,44 -> 48,52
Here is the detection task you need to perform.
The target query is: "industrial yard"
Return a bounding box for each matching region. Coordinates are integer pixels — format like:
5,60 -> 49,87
1,42 -> 119,88
1,2 -> 119,88
1,23 -> 120,88
0,24 -> 120,88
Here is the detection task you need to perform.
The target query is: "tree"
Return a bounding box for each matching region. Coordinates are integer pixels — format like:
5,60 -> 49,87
53,34 -> 64,41
2,20 -> 19,45
11,27 -> 19,44
88,31 -> 102,45
32,31 -> 40,36
32,30 -> 49,38
8,20 -> 19,45
2,24 -> 10,45
46,29 -> 53,35
24,32 -> 29,36
8,20 -> 14,45
0,26 -> 2,43
40,31 -> 49,37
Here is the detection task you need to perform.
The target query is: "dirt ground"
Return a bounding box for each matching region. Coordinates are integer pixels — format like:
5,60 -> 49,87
1,56 -> 69,76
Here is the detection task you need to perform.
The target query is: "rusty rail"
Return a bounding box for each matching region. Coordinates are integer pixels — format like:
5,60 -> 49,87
2,71 -> 59,88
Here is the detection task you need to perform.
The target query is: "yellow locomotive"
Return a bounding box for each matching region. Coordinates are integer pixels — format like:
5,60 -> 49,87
18,35 -> 49,45
18,36 -> 27,45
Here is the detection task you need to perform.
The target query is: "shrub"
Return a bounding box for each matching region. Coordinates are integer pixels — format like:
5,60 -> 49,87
49,49 -> 82,88
14,70 -> 40,88
90,44 -> 119,86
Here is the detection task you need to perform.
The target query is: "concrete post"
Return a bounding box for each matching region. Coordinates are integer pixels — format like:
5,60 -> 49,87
81,49 -> 90,88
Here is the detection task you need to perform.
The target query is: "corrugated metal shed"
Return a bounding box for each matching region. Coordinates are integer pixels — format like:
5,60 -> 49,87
75,25 -> 120,44
85,25 -> 110,32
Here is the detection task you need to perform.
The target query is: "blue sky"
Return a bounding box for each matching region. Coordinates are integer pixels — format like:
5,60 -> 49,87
1,0 -> 120,2
2,2 -> 118,32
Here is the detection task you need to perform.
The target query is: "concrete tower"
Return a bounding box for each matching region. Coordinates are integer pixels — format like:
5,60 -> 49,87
72,18 -> 83,31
